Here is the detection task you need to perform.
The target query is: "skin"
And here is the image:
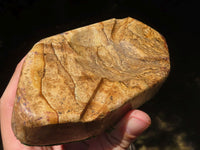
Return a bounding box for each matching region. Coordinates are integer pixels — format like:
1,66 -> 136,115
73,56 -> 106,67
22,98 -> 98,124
0,58 -> 151,150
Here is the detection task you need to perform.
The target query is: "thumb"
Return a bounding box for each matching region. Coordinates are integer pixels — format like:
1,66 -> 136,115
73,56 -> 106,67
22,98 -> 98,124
106,109 -> 151,149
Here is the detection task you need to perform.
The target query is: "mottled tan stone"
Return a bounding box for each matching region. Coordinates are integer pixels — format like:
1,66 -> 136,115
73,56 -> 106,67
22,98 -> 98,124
12,17 -> 170,146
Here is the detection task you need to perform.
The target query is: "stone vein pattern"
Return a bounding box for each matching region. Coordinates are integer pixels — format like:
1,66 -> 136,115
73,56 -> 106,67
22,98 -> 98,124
12,17 -> 170,145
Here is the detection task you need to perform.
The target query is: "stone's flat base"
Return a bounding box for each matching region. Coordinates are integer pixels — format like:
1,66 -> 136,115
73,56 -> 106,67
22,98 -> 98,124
12,17 -> 170,146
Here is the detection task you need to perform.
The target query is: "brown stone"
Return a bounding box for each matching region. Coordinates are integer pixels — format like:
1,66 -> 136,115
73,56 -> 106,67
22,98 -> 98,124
12,17 -> 170,146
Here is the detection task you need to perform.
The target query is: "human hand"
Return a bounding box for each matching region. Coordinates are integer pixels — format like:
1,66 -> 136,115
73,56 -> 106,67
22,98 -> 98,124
0,58 -> 151,150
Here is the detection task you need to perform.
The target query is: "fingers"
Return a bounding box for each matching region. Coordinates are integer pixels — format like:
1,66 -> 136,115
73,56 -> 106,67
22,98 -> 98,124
103,109 -> 151,149
0,57 -> 25,150
63,110 -> 151,150
0,57 -> 25,122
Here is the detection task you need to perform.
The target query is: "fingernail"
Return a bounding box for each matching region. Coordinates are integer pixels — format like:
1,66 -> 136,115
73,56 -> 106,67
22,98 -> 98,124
126,110 -> 151,136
